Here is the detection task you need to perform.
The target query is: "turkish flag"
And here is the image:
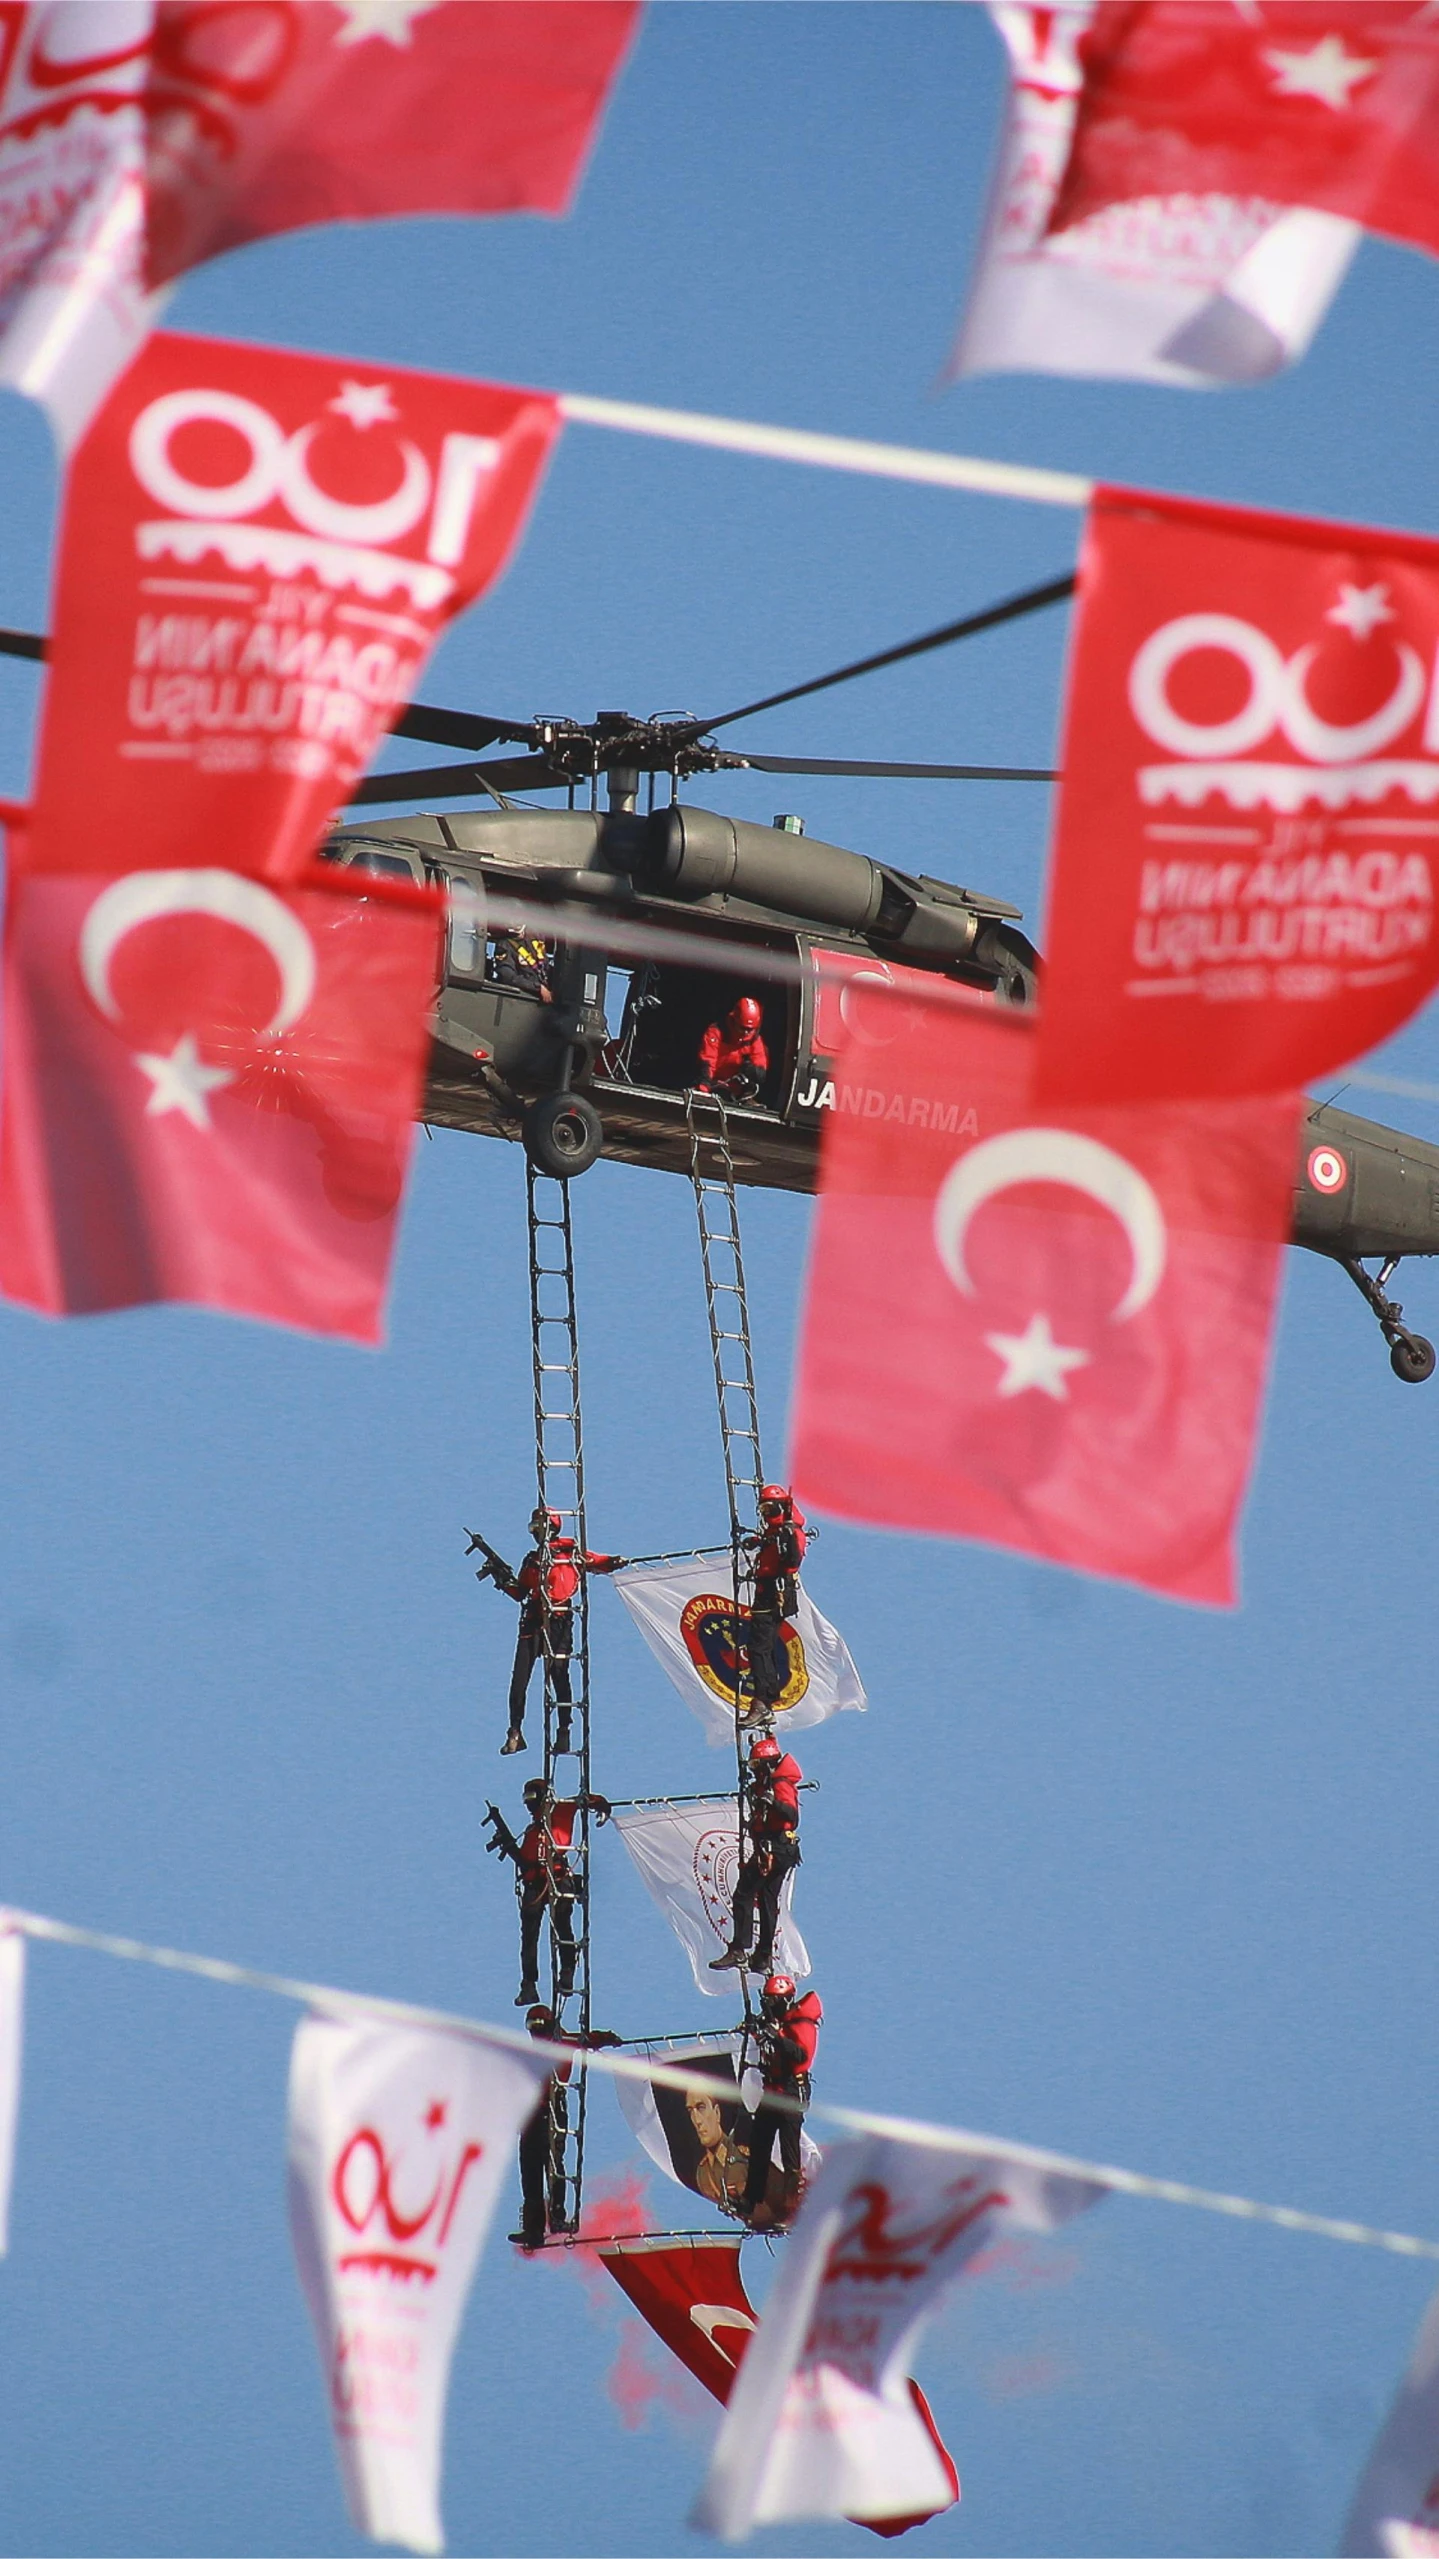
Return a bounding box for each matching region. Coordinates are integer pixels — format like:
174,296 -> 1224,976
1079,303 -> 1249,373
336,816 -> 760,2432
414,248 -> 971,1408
1037,485 -> 1439,1106
1048,5 -> 1439,270
0,863 -> 440,1339
143,0 -> 640,285
599,2235 -> 955,2539
24,329 -> 560,884
792,981 -> 1298,1605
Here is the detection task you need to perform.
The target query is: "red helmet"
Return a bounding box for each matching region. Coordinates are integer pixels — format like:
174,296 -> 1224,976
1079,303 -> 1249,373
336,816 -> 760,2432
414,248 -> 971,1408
749,1733 -> 782,1764
763,1973 -> 795,2003
530,1505 -> 561,1534
730,996 -> 762,1035
759,1483 -> 791,1514
526,2003 -> 556,2033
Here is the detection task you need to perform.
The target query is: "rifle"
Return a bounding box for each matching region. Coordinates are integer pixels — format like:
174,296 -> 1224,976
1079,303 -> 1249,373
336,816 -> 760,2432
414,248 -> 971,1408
465,1527 -> 519,1595
482,1801 -> 523,1867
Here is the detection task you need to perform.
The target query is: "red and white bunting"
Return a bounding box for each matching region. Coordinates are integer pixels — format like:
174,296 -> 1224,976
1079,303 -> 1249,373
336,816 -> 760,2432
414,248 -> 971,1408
953,4 -> 1356,388
25,331 -> 560,885
0,867 -> 440,1339
1038,486 -> 1439,1105
1051,3 -> 1439,274
694,2131 -> 1102,2537
792,980 -> 1298,1605
0,2 -> 636,445
288,2012 -> 549,2557
0,1917 -> 24,2257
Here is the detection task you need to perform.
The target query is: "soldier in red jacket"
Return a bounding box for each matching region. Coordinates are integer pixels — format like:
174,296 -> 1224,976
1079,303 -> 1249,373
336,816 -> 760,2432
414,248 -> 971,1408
743,1973 -> 822,2229
485,1507 -> 625,1756
709,1732 -> 803,1976
742,1484 -> 807,1716
502,1777 -> 611,2008
696,995 -> 768,1101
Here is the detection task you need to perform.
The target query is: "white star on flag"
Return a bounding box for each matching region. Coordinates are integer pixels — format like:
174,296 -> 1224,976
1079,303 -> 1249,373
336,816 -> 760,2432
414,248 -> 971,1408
134,1034 -> 234,1130
331,0 -> 441,45
328,379 -> 399,429
1326,581 -> 1397,638
1262,33 -> 1377,109
984,1311 -> 1092,1402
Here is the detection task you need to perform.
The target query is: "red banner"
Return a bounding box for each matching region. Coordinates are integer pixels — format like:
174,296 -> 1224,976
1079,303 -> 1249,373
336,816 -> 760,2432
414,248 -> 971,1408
143,1 -> 640,285
25,330 -> 560,883
0,863 -> 440,1339
793,982 -> 1298,1606
1050,3 -> 1439,269
1038,486 -> 1439,1105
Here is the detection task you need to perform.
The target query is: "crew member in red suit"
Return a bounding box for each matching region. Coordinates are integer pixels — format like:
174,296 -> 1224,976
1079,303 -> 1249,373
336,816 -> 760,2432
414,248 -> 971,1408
696,995 -> 768,1101
742,1484 -> 806,1716
493,1506 -> 625,1756
743,1973 -> 822,2229
710,1732 -> 803,1975
518,2001 -> 621,2249
513,1776 -> 611,2007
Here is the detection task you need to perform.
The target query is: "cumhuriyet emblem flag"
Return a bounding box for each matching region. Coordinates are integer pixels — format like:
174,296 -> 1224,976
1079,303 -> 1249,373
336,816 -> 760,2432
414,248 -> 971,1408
612,1804 -> 809,1999
610,1558 -> 866,1746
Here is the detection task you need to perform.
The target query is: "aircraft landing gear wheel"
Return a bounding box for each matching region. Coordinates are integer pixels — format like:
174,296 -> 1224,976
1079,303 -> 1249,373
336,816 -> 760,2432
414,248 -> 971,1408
1390,1331 -> 1436,1384
522,1091 -> 603,1180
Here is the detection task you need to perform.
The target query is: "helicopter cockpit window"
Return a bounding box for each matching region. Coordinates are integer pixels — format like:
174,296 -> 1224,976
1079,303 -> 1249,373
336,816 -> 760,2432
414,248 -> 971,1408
332,844 -> 426,886
443,876 -> 487,985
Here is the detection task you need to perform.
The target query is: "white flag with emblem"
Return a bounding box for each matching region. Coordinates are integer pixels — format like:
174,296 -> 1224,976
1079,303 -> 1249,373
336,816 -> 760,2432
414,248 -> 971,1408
0,1916 -> 24,2253
695,2131 -> 1105,2538
609,1559 -> 865,1746
952,2 -> 1357,389
287,2012 -> 549,2556
1341,2284 -> 1439,2557
612,1804 -> 809,1999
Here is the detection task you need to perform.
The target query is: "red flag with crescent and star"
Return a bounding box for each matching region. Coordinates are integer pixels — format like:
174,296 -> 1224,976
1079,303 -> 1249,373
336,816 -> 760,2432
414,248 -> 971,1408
0,861 -> 440,1339
1036,485 -> 1439,1107
1047,3 -> 1439,271
23,329 -> 561,884
792,979 -> 1299,1604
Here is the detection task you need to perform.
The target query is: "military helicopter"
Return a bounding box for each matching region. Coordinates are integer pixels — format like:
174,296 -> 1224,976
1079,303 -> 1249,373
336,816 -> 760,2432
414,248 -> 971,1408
2,575 -> 1437,1379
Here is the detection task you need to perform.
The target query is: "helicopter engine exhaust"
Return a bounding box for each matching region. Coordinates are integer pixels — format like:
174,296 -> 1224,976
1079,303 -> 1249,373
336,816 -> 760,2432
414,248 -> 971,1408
641,804 -> 983,962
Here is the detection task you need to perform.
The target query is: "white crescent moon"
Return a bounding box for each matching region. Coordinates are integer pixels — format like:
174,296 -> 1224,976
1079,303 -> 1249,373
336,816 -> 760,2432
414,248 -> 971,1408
934,1127 -> 1167,1323
79,870 -> 316,1036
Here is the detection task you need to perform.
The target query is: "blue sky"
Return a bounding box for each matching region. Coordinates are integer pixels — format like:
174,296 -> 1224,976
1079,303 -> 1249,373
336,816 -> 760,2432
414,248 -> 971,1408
3,6 -> 1439,2555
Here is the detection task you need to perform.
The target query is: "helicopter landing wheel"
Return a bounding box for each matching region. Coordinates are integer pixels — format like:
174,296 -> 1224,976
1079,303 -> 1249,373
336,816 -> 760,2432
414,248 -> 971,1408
522,1090 -> 603,1180
1389,1330 -> 1436,1384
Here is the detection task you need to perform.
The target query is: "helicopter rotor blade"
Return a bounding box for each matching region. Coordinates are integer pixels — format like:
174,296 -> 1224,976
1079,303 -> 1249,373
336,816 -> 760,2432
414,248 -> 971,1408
389,702 -> 540,753
738,752 -> 1057,781
692,570 -> 1077,737
347,755 -> 569,804
0,625 -> 45,664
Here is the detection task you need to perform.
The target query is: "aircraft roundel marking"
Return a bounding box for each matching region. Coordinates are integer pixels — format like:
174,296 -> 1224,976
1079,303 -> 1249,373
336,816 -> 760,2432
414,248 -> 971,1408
1307,1145 -> 1349,1195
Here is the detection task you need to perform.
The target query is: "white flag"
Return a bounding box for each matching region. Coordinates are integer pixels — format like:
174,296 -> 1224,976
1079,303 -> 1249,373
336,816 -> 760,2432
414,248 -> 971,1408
610,1559 -> 865,1747
287,2012 -> 549,2556
0,1918 -> 24,2254
694,2132 -> 1104,2539
613,2034 -> 820,2218
1342,2286 -> 1439,2558
0,5 -> 159,448
613,1803 -> 808,2000
952,3 -> 1357,389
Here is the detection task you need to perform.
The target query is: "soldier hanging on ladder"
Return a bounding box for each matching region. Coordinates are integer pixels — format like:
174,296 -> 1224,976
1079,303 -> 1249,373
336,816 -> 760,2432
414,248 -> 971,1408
710,1729 -> 803,1976
468,1509 -> 626,1755
741,1483 -> 807,1719
484,1777 -> 612,2007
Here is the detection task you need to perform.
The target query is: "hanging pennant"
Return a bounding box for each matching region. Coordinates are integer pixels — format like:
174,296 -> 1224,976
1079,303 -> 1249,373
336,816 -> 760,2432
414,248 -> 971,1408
0,866 -> 440,1338
1341,2282 -> 1439,2558
953,5 -> 1356,388
1037,485 -> 1439,1106
695,2132 -> 1103,2539
24,330 -> 560,885
287,2011 -> 549,2556
609,1560 -> 865,1747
